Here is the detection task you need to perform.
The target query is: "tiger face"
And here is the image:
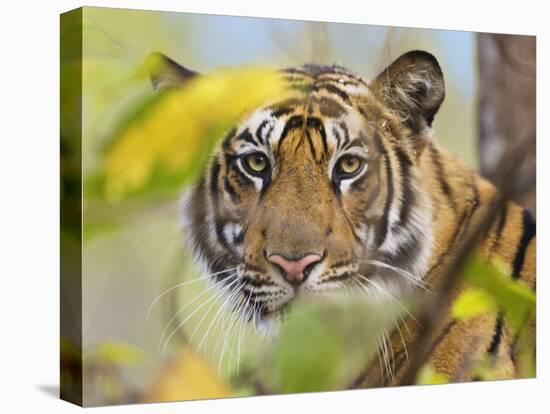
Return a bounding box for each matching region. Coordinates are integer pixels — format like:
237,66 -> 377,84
151,51 -> 446,328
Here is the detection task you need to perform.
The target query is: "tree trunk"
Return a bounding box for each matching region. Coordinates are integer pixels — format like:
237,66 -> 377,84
477,33 -> 536,214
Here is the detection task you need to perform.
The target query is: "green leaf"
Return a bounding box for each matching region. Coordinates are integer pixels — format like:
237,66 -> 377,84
452,288 -> 497,320
462,256 -> 535,330
272,305 -> 345,393
269,295 -> 409,393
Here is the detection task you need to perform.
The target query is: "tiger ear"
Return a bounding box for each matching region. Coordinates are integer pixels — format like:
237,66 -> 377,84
147,52 -> 198,91
372,50 -> 445,138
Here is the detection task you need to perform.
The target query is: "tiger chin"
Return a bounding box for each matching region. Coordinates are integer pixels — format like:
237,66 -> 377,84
150,51 -> 535,385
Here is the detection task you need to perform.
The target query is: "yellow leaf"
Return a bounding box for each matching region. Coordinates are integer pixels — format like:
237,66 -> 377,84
142,347 -> 231,403
102,65 -> 288,201
416,365 -> 448,385
452,288 -> 497,321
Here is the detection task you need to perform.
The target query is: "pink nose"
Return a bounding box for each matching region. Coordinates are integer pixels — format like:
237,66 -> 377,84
267,253 -> 322,284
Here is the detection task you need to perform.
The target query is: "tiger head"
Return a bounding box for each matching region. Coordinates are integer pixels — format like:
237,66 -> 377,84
151,51 -> 445,329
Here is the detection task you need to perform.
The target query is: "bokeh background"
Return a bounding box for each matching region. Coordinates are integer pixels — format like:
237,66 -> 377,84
60,6 -> 535,406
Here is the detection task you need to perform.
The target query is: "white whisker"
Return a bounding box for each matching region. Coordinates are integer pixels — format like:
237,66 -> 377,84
217,295 -> 246,373
160,276 -> 239,354
196,282 -> 243,355
359,259 -> 432,294
235,292 -> 253,372
146,267 -> 238,321
354,273 -> 419,326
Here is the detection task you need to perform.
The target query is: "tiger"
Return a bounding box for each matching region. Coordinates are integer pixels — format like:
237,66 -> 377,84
149,50 -> 536,386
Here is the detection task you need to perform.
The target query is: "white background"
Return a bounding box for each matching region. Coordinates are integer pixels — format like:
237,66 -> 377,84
0,0 -> 547,412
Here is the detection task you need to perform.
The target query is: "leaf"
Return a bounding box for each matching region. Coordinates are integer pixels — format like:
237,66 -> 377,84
452,288 -> 497,320
269,294 -> 408,393
93,340 -> 145,367
99,65 -> 288,201
273,306 -> 345,393
416,365 -> 448,385
462,256 -> 535,330
142,347 -> 231,403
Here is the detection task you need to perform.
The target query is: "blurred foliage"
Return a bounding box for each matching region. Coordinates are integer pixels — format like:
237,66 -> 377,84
459,256 -> 535,331
93,340 -> 146,367
266,295 -> 405,393
92,64 -> 287,202
82,60 -> 535,400
80,339 -> 148,404
452,287 -> 497,321
448,256 -> 536,380
72,9 -> 534,404
142,347 -> 231,403
416,365 -> 449,385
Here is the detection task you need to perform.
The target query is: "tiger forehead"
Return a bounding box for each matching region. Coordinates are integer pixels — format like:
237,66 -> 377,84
221,64 -> 376,157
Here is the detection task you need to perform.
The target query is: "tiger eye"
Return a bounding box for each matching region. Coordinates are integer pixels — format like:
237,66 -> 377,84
337,155 -> 362,175
244,152 -> 268,173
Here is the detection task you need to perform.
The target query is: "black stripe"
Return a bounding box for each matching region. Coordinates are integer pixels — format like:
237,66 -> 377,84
429,142 -> 458,213
332,126 -> 342,148
209,158 -> 230,249
224,176 -> 240,204
264,124 -> 275,145
372,134 -> 393,247
307,117 -> 328,157
344,137 -> 367,151
215,221 -> 230,249
512,210 -> 536,279
312,83 -> 351,104
394,147 -> 415,226
339,121 -> 350,146
236,129 -> 257,146
488,314 -> 504,355
277,115 -> 304,151
222,154 -> 240,205
490,204 -> 508,254
209,157 -> 221,195
304,130 -> 317,160
256,119 -> 269,145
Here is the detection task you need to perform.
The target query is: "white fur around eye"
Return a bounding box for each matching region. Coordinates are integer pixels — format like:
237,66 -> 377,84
337,160 -> 368,193
237,156 -> 266,192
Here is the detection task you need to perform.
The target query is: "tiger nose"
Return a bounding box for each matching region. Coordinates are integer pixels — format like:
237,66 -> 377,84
267,253 -> 322,285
